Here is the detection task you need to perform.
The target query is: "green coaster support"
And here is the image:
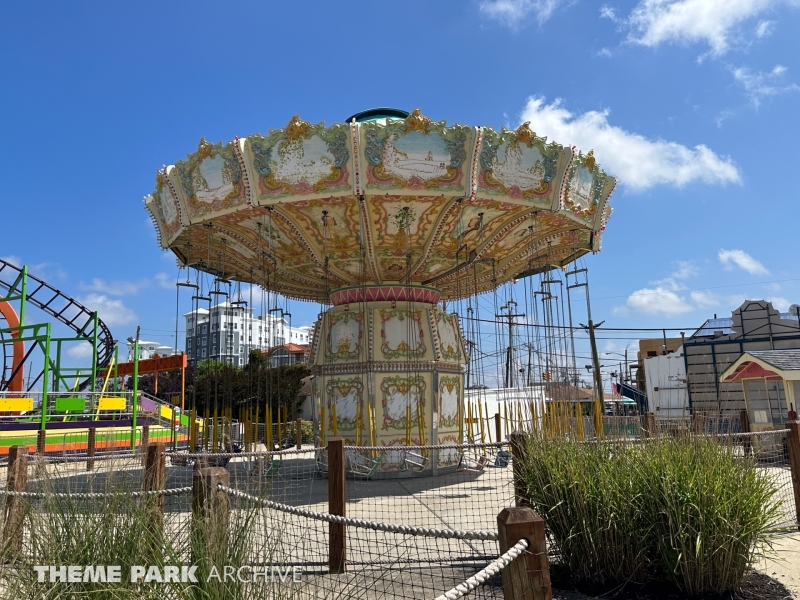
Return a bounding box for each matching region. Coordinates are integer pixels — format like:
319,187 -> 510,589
91,312 -> 98,393
40,323 -> 51,431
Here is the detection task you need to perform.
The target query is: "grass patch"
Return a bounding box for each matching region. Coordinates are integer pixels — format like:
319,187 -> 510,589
517,435 -> 782,596
0,461 -> 299,599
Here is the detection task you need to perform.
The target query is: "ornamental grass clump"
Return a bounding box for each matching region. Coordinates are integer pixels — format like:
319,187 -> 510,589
517,435 -> 781,596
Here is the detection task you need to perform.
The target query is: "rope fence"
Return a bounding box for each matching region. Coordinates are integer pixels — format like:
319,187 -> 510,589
0,421 -> 797,598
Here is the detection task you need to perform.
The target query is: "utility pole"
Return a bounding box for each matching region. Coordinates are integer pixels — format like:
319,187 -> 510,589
585,319 -> 605,404
496,301 -> 525,388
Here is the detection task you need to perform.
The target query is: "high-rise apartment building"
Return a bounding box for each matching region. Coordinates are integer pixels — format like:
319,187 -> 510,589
184,301 -> 313,366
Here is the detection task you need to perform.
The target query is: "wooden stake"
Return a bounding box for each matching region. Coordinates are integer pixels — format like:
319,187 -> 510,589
328,437 -> 346,573
3,446 -> 28,555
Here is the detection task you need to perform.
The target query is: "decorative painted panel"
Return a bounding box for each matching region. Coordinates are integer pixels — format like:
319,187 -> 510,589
326,311 -> 363,362
325,376 -> 364,432
174,138 -> 249,223
438,375 -> 461,428
377,309 -> 429,361
245,117 -> 352,203
359,111 -> 472,196
378,373 -> 428,431
563,150 -> 611,226
146,167 -> 185,249
476,123 -> 569,206
434,312 -> 462,362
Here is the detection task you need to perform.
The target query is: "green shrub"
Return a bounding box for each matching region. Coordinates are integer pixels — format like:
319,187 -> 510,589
517,435 -> 781,596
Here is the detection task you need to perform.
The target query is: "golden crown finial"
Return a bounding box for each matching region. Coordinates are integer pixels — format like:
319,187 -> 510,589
285,114 -> 310,139
405,108 -> 431,133
197,137 -> 214,160
515,122 -> 536,146
585,149 -> 596,172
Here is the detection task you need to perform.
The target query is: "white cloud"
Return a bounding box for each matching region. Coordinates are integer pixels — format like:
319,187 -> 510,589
479,0 -> 566,26
755,19 -> 776,37
78,294 -> 137,327
154,272 -> 174,289
66,343 -> 94,359
0,255 -> 22,267
600,5 -> 619,21
671,260 -> 698,280
626,286 -> 694,315
519,96 -> 741,190
689,289 -> 721,308
80,272 -> 175,296
730,64 -> 800,108
625,0 -> 786,57
767,296 -> 790,311
0,256 -> 67,281
718,249 -> 769,275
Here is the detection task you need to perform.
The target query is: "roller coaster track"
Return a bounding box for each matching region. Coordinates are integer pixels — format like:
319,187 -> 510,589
0,258 -> 114,392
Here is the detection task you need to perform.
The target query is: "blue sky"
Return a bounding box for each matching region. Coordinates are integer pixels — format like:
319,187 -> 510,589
1,0 -> 799,372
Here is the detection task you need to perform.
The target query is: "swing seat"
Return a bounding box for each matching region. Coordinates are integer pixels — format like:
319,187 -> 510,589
315,449 -> 328,473
458,453 -> 488,473
251,456 -> 282,477
402,450 -> 429,471
207,455 -> 232,468
345,450 -> 381,478
492,450 -> 511,468
170,455 -> 189,467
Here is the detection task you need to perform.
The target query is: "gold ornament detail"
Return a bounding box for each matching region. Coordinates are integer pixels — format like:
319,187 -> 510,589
196,137 -> 214,160
515,121 -> 536,146
585,149 -> 596,172
405,108 -> 431,133
285,114 -> 310,139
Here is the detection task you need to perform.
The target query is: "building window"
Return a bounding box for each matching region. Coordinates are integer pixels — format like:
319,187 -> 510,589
202,324 -> 207,334
201,348 -> 207,358
202,337 -> 207,347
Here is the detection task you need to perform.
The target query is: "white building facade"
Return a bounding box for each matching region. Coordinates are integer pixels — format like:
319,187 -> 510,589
127,341 -> 175,361
184,301 -> 313,366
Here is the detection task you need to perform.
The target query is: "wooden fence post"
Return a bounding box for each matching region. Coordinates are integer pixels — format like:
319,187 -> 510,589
785,421 -> 800,529
498,507 -> 552,600
87,428 -> 96,471
740,410 -> 752,457
510,432 -> 527,507
328,437 -> 346,573
495,413 -> 502,443
3,446 -> 29,555
143,442 -> 166,535
296,418 -> 303,449
192,467 -> 230,564
692,410 -> 703,435
141,425 -> 150,452
643,412 -> 657,438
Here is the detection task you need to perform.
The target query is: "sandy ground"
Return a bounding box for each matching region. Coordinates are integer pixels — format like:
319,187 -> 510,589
756,530 -> 800,598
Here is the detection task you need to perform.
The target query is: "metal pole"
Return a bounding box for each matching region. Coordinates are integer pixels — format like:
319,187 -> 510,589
588,319 -> 604,405
132,336 -> 139,452
19,266 -> 27,327
91,312 -> 98,392
41,323 -> 51,432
